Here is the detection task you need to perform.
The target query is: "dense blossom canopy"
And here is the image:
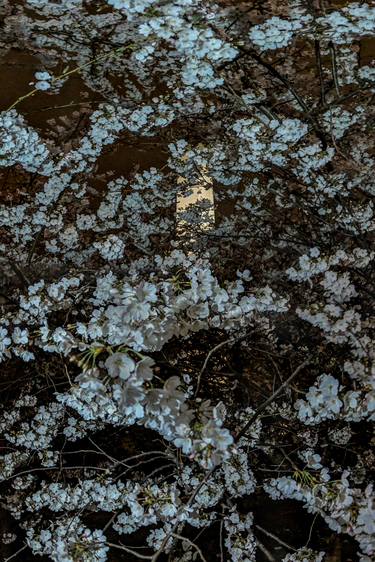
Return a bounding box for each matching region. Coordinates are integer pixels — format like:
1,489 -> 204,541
0,1 -> 374,561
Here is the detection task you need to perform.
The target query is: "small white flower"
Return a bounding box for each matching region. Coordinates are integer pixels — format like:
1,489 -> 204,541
105,353 -> 136,380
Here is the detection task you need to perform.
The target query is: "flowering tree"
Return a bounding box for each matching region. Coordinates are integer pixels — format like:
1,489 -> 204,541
0,1 -> 374,561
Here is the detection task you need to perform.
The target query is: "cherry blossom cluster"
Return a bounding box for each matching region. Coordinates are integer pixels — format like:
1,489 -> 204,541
0,1 -> 373,561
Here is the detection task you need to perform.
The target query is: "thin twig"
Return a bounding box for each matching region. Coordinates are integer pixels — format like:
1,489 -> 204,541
211,24 -> 328,149
27,227 -> 45,266
1,258 -> 30,287
0,291 -> 16,305
172,533 -> 208,562
257,540 -> 276,562
256,525 -> 297,551
151,467 -> 216,561
219,519 -> 224,562
235,359 -> 311,441
277,446 -> 299,472
6,45 -> 132,112
195,331 -> 255,397
140,463 -> 176,483
225,6 -> 253,32
4,465 -> 109,481
4,544 -> 28,562
304,512 -> 319,547
314,40 -> 326,106
103,513 -> 118,533
195,337 -> 236,397
106,542 -> 152,559
329,41 -> 340,97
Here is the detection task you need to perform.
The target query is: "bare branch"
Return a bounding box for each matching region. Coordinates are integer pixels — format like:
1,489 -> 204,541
235,359 -> 311,441
172,533 -> 208,562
